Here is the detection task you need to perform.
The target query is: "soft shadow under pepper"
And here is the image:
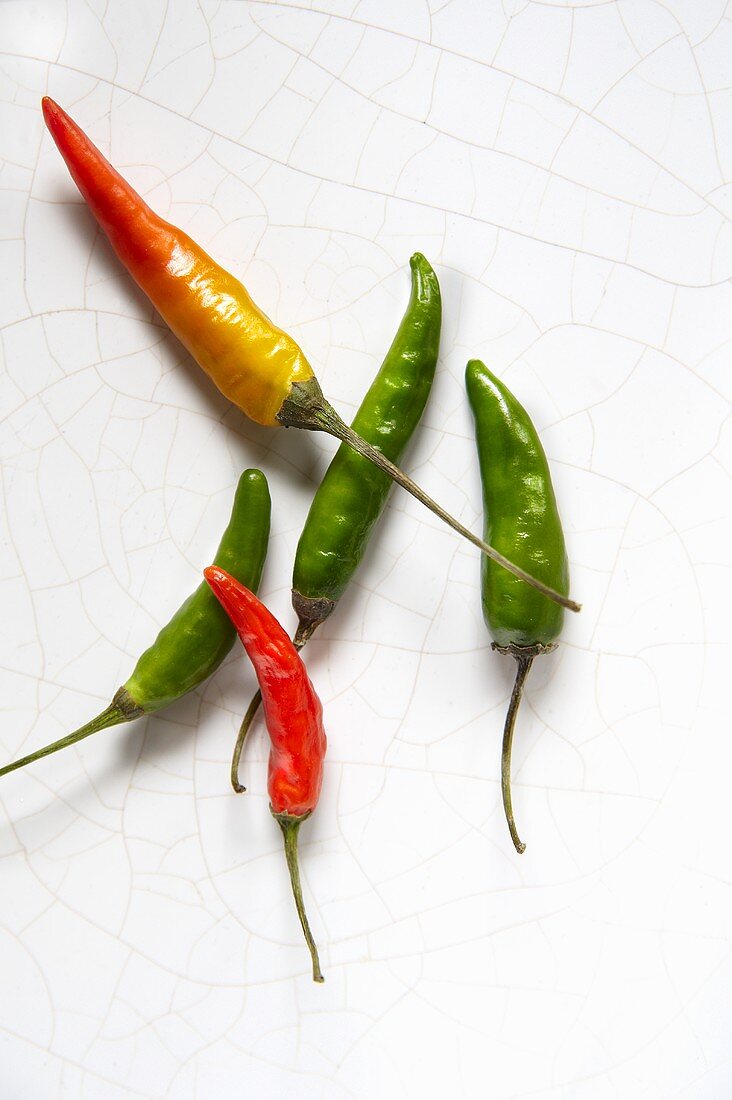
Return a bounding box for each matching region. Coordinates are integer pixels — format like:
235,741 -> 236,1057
466,360 -> 569,855
0,470 -> 271,779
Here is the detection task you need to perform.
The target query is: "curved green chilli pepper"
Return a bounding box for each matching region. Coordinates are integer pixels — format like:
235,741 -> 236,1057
230,253 -> 441,792
0,469 -> 271,779
465,359 -> 569,855
293,252 -> 441,637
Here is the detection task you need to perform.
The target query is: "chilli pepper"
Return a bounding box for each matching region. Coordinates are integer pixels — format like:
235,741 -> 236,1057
204,566 -> 326,983
0,470 -> 271,779
41,97 -> 579,616
466,360 -> 569,854
231,251 -> 441,791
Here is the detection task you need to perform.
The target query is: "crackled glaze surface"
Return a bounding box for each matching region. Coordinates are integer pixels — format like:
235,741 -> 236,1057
1,2 -> 730,1097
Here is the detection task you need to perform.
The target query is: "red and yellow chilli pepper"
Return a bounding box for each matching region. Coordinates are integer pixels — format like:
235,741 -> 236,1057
42,98 -> 312,427
42,98 -> 579,614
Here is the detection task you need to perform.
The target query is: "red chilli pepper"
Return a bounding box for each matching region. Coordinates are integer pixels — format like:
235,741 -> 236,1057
204,566 -> 326,983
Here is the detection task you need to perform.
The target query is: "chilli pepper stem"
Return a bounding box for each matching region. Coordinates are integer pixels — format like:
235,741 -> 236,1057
500,654 -> 534,856
231,690 -> 261,793
0,700 -> 130,779
279,381 -> 581,615
275,812 -> 324,983
494,641 -> 556,854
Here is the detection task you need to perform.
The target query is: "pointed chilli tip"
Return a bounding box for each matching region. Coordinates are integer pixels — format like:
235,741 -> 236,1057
203,563 -> 240,593
203,563 -> 225,586
204,563 -> 256,596
204,565 -> 257,621
41,96 -> 64,134
41,98 -> 81,158
408,251 -> 438,300
203,564 -> 228,607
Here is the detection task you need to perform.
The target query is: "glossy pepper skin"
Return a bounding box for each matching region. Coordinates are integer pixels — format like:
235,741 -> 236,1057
466,361 -> 568,648
230,254 -> 441,791
466,360 -> 569,854
293,252 -> 441,637
42,98 -> 312,426
204,566 -> 326,982
0,470 -> 271,779
41,97 -> 579,615
124,470 -> 272,711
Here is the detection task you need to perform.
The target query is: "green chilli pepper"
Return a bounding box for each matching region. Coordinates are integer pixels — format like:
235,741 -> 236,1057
230,253 -> 441,791
465,360 -> 569,855
1,469 -> 271,779
293,252 -> 441,636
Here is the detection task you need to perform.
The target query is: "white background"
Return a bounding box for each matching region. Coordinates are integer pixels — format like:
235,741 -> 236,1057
1,2 -> 730,1097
